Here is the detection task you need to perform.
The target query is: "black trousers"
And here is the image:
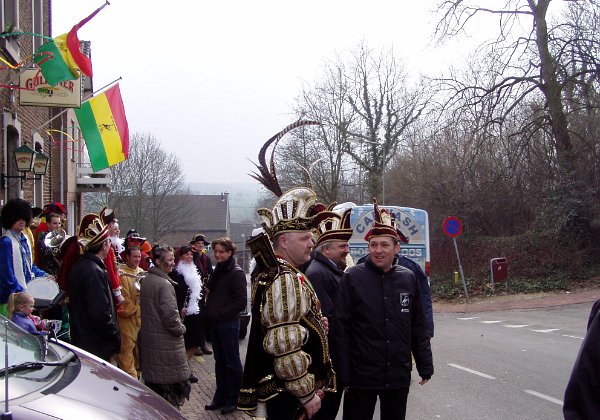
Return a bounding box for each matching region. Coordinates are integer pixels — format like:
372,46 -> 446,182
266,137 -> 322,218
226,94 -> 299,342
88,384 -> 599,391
210,319 -> 243,406
342,387 -> 410,420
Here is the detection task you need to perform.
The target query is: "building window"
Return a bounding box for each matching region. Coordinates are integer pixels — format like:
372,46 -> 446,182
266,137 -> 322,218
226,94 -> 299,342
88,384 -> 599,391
33,139 -> 43,207
70,118 -> 76,162
0,0 -> 20,62
32,0 -> 43,52
1,0 -> 18,30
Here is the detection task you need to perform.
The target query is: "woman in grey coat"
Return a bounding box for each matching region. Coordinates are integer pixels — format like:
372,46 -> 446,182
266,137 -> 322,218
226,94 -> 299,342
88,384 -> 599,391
139,245 -> 191,408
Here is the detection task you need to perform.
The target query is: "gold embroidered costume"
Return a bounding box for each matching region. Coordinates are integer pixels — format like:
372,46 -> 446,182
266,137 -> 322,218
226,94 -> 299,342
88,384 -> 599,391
239,188 -> 335,412
117,263 -> 143,378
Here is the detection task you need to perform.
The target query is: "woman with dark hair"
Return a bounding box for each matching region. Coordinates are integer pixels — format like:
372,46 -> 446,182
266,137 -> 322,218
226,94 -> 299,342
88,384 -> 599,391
171,245 -> 203,383
0,198 -> 49,317
203,237 -> 247,415
139,245 -> 191,409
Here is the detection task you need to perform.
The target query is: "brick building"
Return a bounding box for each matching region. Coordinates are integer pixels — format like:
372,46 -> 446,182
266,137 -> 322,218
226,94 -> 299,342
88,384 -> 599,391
0,1 -> 107,235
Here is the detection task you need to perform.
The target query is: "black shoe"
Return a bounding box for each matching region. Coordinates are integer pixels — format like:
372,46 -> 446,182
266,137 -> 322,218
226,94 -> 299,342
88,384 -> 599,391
204,401 -> 223,411
194,349 -> 203,356
221,405 -> 237,415
189,374 -> 198,383
201,347 -> 213,355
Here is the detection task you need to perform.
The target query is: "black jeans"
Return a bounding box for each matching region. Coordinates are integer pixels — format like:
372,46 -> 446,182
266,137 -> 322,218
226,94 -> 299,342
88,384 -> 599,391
342,387 -> 410,420
210,319 -> 243,406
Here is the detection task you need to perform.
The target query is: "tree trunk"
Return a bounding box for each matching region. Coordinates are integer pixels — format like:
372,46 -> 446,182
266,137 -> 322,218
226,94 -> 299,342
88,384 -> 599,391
531,0 -> 589,245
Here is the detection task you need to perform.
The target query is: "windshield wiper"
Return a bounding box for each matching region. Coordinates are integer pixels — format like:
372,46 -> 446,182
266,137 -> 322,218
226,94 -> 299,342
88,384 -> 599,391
0,360 -> 69,376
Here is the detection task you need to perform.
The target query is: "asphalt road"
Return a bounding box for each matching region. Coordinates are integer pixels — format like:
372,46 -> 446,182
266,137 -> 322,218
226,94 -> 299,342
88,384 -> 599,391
331,302 -> 592,419
403,303 -> 590,420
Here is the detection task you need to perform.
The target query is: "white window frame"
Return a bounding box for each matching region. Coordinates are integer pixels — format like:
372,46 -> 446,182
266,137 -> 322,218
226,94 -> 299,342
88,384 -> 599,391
32,0 -> 43,52
0,0 -> 21,62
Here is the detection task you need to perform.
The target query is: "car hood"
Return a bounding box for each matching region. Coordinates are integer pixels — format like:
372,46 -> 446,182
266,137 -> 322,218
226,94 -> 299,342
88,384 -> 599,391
17,342 -> 184,420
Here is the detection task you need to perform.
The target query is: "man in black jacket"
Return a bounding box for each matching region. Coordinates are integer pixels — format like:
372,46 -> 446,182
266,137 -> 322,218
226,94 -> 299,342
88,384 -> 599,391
68,213 -> 120,361
305,207 -> 353,420
335,200 -> 433,420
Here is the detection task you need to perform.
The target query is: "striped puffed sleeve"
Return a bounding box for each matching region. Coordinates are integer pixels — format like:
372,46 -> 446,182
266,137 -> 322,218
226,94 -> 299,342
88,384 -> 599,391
262,270 -> 315,403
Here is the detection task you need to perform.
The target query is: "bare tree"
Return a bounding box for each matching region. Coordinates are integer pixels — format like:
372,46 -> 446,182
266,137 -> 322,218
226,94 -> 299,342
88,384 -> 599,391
341,44 -> 428,204
434,0 -> 600,244
276,44 -> 427,204
103,133 -> 194,242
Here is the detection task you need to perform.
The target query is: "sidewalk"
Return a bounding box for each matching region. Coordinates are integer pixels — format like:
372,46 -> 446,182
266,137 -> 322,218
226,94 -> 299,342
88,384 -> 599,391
179,287 -> 600,418
434,287 -> 600,313
180,351 -> 252,420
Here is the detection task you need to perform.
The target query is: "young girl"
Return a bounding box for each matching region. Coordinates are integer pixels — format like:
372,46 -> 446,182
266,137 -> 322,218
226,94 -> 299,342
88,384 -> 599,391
8,292 -> 46,335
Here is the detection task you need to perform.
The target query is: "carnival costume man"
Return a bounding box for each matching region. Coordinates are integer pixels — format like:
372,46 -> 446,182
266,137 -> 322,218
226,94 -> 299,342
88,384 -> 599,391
117,247 -> 144,378
97,207 -> 125,308
304,206 -> 353,420
0,199 -> 49,316
68,213 -> 120,361
34,202 -> 67,271
239,187 -> 336,419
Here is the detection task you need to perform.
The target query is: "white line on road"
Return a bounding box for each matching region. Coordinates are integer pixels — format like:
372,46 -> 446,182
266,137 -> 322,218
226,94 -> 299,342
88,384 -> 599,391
448,363 -> 496,380
503,324 -> 531,328
457,317 -> 480,320
481,320 -> 505,324
530,328 -> 559,333
562,334 -> 584,340
524,390 -> 563,406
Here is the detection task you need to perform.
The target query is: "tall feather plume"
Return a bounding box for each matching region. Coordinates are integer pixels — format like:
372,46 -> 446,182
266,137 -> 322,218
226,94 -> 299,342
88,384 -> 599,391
249,120 -> 320,197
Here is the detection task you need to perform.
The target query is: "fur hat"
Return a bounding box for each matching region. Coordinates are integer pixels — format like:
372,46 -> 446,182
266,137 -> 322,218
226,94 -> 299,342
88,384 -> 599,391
1,198 -> 33,229
257,187 -> 326,239
312,207 -> 353,248
364,198 -> 400,242
77,213 -> 109,250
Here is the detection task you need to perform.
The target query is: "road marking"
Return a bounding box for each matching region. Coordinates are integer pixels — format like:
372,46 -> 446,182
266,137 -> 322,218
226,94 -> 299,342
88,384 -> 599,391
503,324 -> 531,328
562,334 -> 584,340
457,317 -> 480,320
530,328 -> 559,333
481,320 -> 505,324
448,363 -> 496,379
524,390 -> 563,406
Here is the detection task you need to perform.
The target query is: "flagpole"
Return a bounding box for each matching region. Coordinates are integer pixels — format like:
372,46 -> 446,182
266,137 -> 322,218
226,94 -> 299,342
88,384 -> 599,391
30,76 -> 122,137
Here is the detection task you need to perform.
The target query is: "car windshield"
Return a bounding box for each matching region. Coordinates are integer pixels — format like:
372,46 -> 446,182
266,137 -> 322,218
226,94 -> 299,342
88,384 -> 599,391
0,316 -> 71,401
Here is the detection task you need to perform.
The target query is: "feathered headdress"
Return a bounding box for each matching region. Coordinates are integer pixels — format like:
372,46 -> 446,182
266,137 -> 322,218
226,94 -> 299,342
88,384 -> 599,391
249,119 -> 320,197
250,120 -> 327,239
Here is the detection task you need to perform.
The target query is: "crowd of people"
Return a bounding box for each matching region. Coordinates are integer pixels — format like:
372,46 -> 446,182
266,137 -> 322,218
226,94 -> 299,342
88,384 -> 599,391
0,197 -> 247,411
0,189 -> 436,419
3,179 -> 597,419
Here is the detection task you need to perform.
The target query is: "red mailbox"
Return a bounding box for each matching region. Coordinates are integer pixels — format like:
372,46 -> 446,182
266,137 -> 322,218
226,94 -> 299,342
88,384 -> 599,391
490,258 -> 508,292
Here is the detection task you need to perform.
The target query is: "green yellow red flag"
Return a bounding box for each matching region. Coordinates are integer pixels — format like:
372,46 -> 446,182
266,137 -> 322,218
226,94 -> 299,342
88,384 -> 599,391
75,84 -> 129,172
34,2 -> 109,86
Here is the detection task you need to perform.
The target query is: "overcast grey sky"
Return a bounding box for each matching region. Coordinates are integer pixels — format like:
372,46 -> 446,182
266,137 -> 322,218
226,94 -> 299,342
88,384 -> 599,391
51,1 -> 488,184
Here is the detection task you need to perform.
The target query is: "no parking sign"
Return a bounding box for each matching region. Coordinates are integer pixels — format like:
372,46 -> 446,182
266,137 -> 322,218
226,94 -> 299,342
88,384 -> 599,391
442,216 -> 468,301
442,216 -> 463,238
